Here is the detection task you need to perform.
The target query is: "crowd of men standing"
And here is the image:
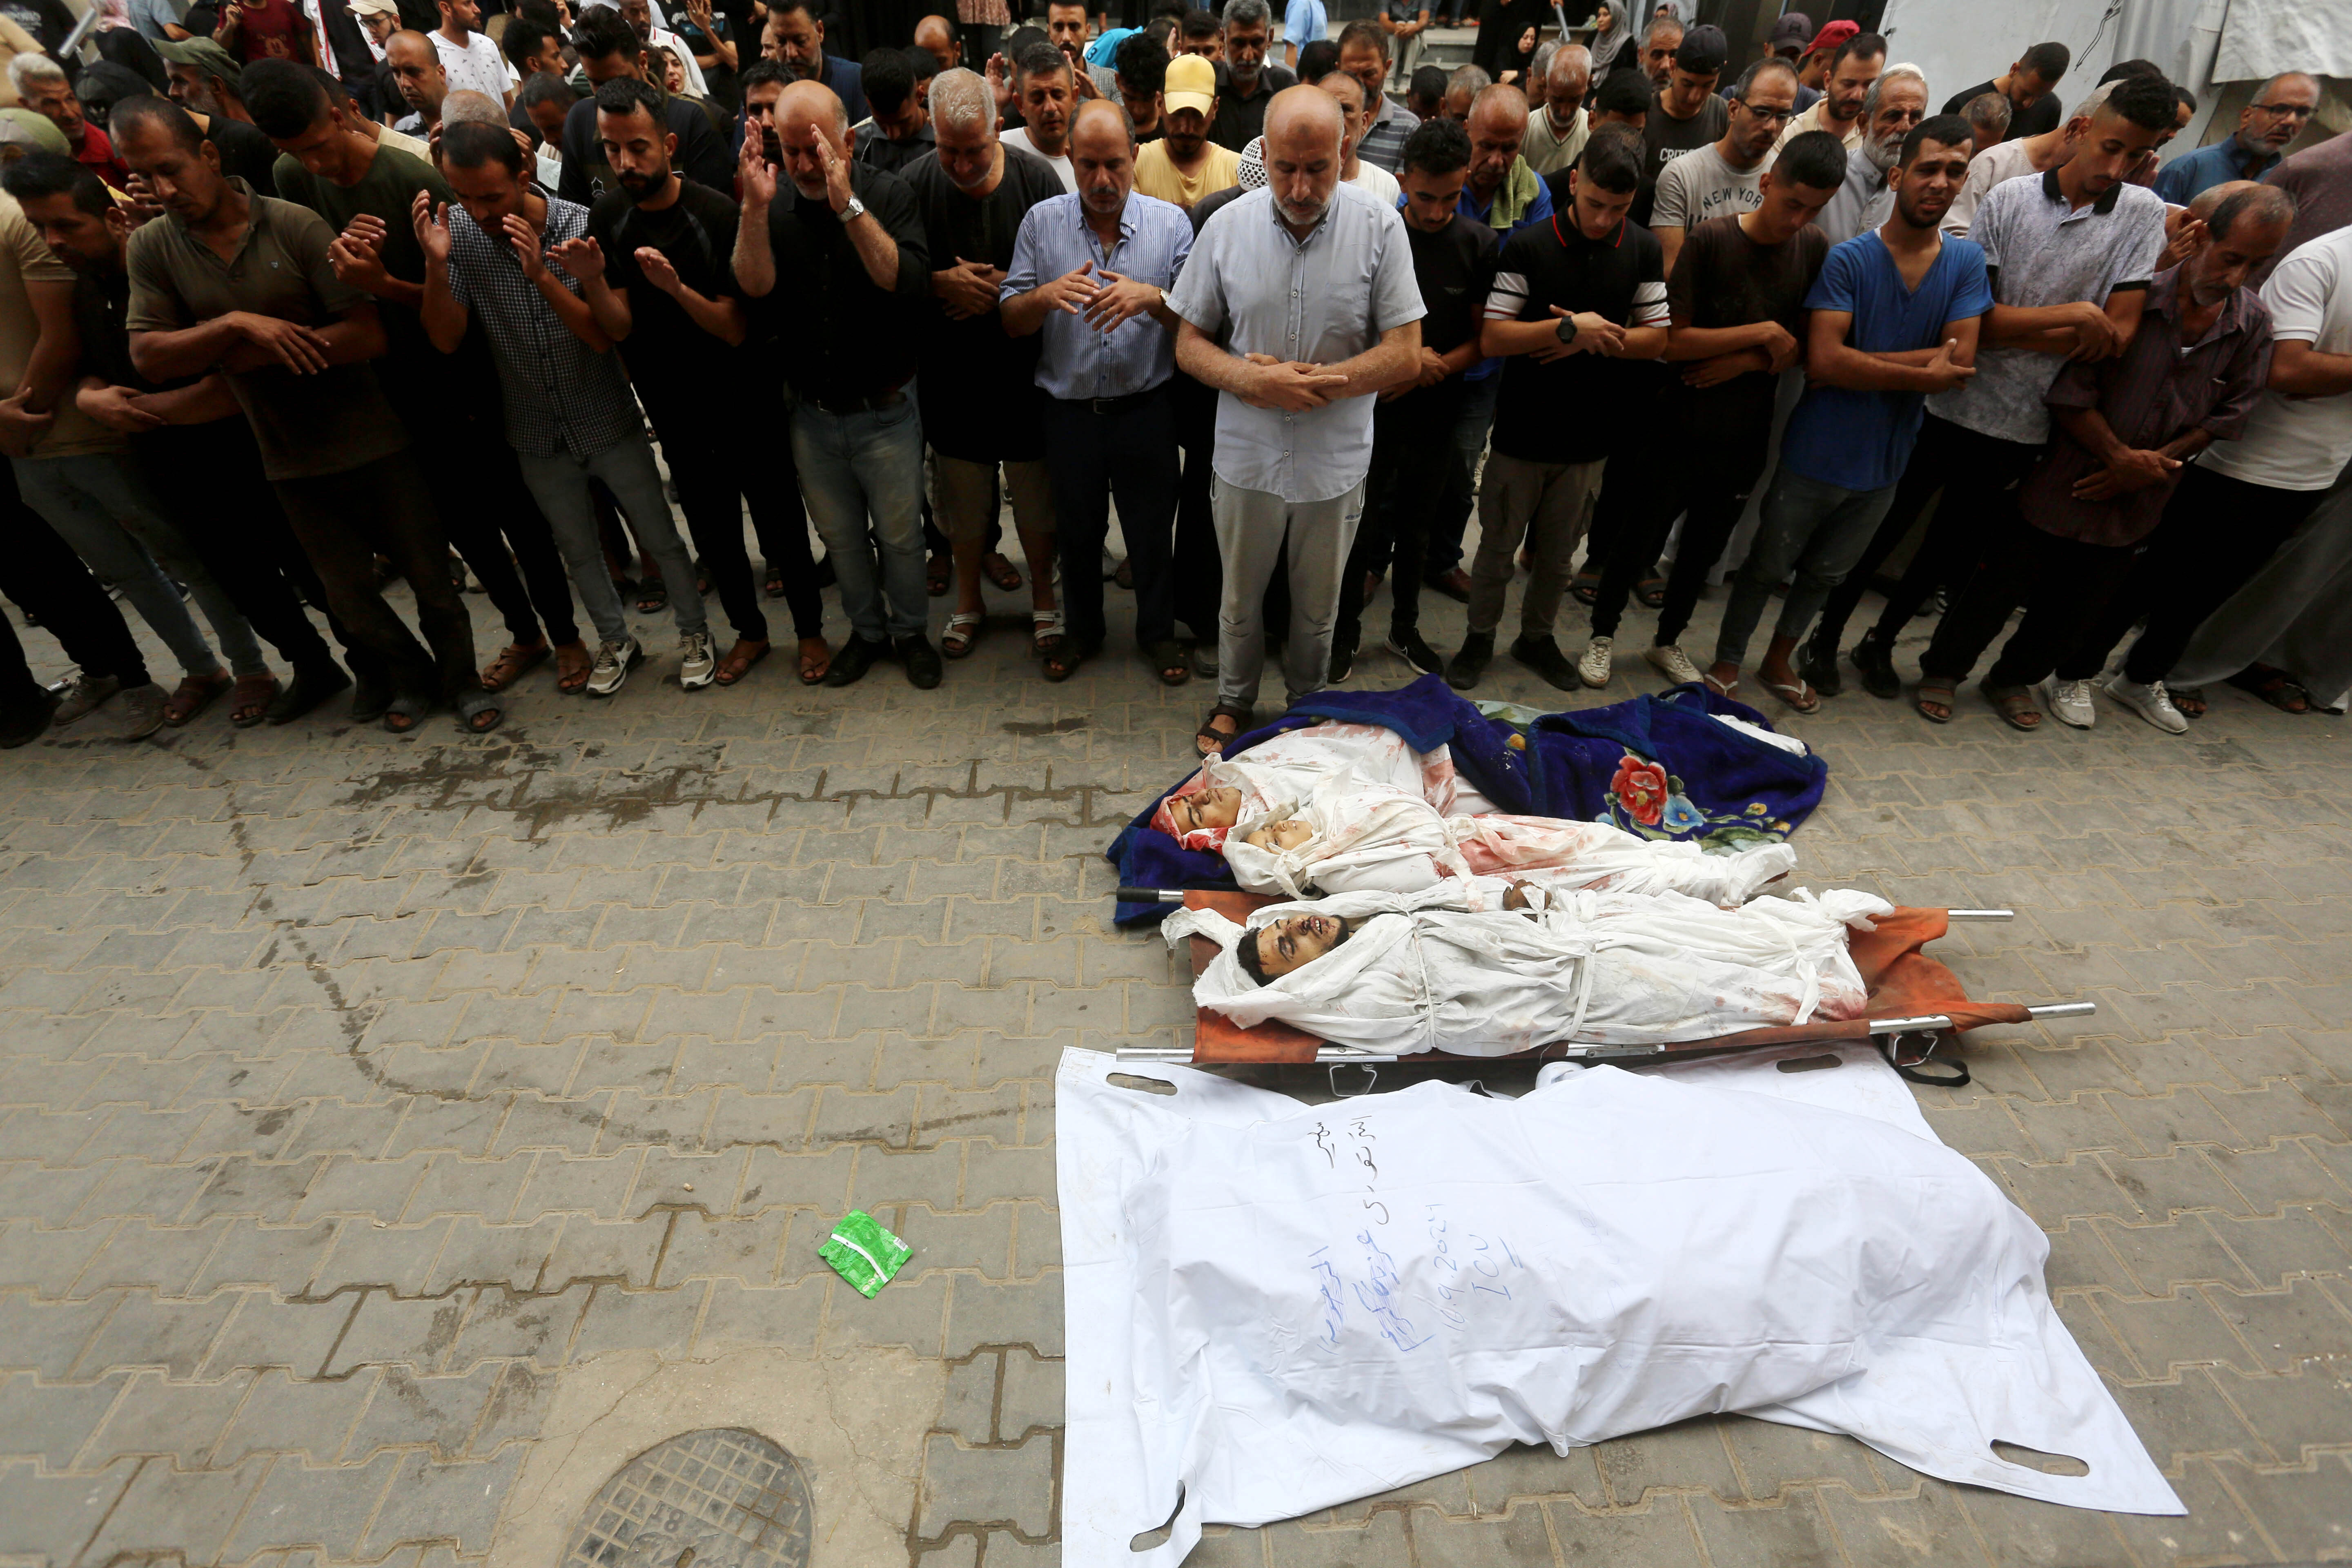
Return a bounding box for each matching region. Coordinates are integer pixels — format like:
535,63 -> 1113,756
0,0 -> 2344,758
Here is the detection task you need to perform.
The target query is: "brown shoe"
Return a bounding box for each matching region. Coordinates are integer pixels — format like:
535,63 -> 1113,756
1424,567 -> 1472,604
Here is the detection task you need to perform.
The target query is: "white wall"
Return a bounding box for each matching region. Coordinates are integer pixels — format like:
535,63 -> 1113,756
1877,0 -> 2127,111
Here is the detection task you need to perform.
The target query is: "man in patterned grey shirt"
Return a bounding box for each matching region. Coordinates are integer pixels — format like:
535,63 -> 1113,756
416,120 -> 714,700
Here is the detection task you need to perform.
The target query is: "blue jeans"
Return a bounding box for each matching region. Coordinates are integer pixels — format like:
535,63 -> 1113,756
791,392 -> 928,644
14,452 -> 267,679
514,433 -> 707,648
1712,468 -> 1897,670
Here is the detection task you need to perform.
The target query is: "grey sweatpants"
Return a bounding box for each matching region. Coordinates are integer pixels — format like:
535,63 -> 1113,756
1212,473 -> 1365,710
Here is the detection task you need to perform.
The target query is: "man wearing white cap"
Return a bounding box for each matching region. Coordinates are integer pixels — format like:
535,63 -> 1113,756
1134,52 -> 1237,208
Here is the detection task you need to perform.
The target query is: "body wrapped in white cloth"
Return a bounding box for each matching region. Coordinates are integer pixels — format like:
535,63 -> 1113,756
1164,883 -> 1890,1057
1155,722 -> 1795,907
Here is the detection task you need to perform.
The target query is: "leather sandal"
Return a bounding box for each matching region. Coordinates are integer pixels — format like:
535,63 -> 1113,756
455,689 -> 502,733
1196,702 -> 1252,757
982,552 -> 1024,591
227,672 -> 278,728
481,640 -> 549,692
796,636 -> 832,685
1914,677 -> 1956,724
163,671 -> 231,727
925,553 -> 951,597
554,640 -> 594,695
1981,681 -> 2043,731
714,639 -> 770,686
1147,638 -> 1190,687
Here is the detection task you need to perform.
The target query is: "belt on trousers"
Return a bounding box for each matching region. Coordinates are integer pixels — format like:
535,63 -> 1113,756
1060,386 -> 1164,417
805,381 -> 911,416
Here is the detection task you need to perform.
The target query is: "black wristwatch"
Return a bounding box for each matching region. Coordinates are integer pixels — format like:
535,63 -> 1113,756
1555,314 -> 1578,346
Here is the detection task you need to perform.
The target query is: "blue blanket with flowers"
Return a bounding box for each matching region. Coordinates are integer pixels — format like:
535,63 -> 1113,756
1108,676 -> 1828,925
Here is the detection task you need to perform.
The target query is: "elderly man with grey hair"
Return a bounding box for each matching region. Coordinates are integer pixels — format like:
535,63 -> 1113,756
1813,62 -> 1927,245
1171,86 -> 1425,753
8,53 -> 127,186
906,67 -> 1068,669
1523,42 -> 1591,174
1211,0 -> 1299,151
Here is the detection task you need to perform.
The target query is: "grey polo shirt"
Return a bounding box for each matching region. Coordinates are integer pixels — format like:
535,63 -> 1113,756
1167,182 -> 1427,503
1926,167 -> 2166,446
1817,146 -> 1895,248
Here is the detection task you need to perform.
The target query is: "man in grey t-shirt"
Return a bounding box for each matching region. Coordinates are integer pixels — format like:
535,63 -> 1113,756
1170,87 -> 1425,752
1650,54 -> 1795,274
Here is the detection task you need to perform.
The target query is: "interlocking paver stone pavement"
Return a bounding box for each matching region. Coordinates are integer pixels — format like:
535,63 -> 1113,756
1,548 -> 2348,1568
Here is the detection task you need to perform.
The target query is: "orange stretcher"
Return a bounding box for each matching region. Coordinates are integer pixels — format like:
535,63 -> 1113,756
1115,890 -> 2094,1088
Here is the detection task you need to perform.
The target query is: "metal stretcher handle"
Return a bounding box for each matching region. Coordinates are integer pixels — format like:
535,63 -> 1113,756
1116,886 -> 1191,904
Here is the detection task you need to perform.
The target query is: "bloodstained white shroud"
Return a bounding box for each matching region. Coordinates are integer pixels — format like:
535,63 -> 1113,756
1056,1045 -> 2182,1566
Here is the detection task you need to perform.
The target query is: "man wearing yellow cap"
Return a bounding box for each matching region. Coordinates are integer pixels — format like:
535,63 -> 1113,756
1134,51 -> 1237,207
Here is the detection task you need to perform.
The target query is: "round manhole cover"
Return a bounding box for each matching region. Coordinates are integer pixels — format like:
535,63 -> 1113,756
562,1427 -> 813,1568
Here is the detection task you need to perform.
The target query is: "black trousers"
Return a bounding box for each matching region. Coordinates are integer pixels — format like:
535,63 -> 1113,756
1590,400 -> 1775,646
272,450 -> 477,704
1171,371 -> 1220,643
1336,377 -> 1464,650
385,356 -> 580,650
1809,413 -> 2043,654
0,477 -> 149,696
135,420 -> 343,675
1580,381 -> 1676,589
741,388 -> 826,641
642,385 -> 769,645
1047,387 -> 1180,652
2056,464 -> 2328,686
1919,514 -> 2138,688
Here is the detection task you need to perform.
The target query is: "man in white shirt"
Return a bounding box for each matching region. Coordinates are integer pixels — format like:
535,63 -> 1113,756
1522,43 -> 1590,176
1000,40 -> 1078,192
1310,53 -> 1399,203
432,0 -> 512,106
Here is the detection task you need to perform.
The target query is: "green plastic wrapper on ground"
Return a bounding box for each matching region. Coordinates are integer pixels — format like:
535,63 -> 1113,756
820,1209 -> 912,1298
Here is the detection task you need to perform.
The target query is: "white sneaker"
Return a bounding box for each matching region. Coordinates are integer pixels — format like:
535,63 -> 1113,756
1644,643 -> 1704,686
587,635 -> 642,697
677,630 -> 716,690
2103,675 -> 2189,734
2045,677 -> 2096,729
1577,635 -> 1612,688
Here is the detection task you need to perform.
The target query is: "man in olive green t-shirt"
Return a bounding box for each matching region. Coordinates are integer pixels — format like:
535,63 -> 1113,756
116,94 -> 494,735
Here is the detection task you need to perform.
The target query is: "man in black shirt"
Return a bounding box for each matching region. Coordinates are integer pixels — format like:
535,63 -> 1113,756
854,47 -> 935,173
559,6 -> 733,207
558,77 -> 782,688
906,67 -> 1064,670
1207,0 -> 1296,152
1334,116 -> 1493,680
3,151 -> 353,726
734,78 -> 939,688
1634,23 -> 1725,225
1447,126 -> 1668,691
1942,40 -> 2070,145
1578,128 -> 1843,690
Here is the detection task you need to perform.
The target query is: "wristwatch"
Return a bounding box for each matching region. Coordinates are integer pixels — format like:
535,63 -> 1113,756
837,195 -> 866,224
1554,314 -> 1578,346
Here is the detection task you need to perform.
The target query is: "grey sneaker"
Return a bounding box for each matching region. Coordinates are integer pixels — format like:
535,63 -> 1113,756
677,630 -> 716,690
1644,643 -> 1704,687
116,681 -> 167,739
50,671 -> 120,726
1576,635 -> 1613,688
586,635 -> 642,697
2103,675 -> 2188,734
2045,677 -> 2096,729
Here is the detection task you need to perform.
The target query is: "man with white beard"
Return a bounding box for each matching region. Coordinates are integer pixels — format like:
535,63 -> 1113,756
1815,63 -> 1927,245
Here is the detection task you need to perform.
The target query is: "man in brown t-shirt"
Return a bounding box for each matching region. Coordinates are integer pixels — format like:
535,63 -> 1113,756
1577,127 -> 1844,690
114,93 -> 492,734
